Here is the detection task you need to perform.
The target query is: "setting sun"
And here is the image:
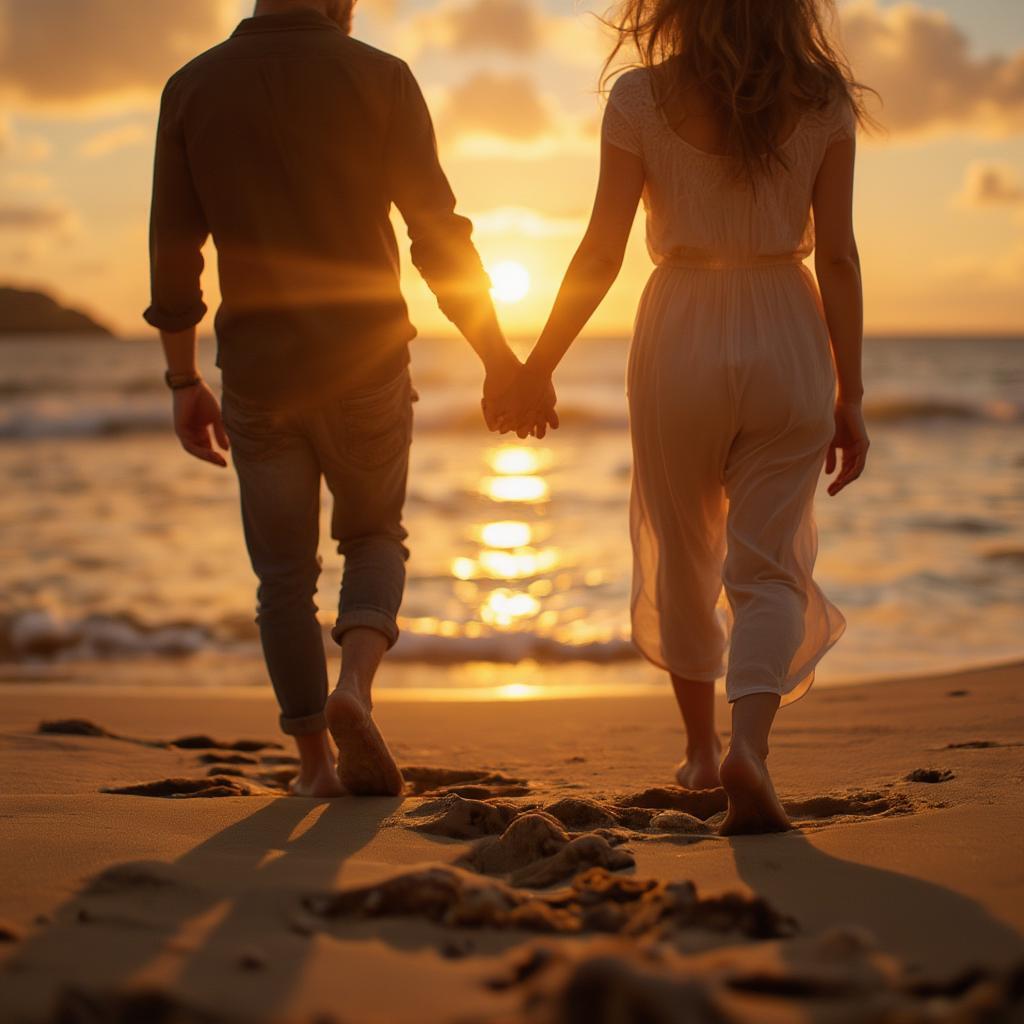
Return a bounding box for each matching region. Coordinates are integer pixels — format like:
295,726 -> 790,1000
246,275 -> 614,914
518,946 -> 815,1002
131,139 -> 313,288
488,260 -> 531,304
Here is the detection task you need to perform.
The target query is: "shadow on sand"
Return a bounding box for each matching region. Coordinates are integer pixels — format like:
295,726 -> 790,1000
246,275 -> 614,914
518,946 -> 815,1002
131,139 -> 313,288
0,796 -> 400,1022
728,827 -> 1024,976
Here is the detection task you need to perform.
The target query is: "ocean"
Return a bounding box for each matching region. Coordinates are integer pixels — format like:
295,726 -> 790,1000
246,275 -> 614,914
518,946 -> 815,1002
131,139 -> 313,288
1,334 -> 1022,697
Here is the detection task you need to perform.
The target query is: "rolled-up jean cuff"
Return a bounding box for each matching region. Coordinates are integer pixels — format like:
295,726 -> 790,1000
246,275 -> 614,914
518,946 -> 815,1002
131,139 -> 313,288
332,609 -> 400,649
279,710 -> 327,736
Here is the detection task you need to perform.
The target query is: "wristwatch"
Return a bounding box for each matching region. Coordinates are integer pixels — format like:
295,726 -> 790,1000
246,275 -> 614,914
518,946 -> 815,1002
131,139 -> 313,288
164,370 -> 202,390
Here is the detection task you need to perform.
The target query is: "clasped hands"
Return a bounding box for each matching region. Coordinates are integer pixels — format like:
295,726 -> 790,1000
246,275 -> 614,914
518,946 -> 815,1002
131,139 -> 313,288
481,354 -> 559,439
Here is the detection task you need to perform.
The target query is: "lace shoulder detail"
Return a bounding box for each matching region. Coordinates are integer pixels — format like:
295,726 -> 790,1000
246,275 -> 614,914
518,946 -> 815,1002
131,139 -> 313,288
602,68 -> 653,157
805,91 -> 857,147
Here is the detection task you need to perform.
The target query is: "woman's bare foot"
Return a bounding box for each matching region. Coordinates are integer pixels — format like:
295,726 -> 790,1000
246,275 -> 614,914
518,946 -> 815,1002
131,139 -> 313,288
674,747 -> 722,790
719,744 -> 792,835
326,687 -> 404,797
289,730 -> 345,798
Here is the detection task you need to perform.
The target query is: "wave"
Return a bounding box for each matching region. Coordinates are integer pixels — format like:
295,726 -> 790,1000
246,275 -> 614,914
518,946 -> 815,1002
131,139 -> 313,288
0,607 -> 640,666
1,393 -> 1019,441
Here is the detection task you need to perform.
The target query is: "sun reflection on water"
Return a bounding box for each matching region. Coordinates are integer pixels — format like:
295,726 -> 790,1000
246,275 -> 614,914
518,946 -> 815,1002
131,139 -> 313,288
478,520 -> 533,548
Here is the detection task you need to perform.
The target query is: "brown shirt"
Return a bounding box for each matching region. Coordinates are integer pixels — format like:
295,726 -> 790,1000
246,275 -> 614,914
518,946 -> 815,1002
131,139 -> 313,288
144,8 -> 491,404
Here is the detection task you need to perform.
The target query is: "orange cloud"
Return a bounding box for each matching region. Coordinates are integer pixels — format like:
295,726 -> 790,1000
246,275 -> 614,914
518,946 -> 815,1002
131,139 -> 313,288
435,0 -> 543,54
957,162 -> 1024,207
0,202 -> 73,233
841,1 -> 1024,136
0,0 -> 236,109
440,72 -> 552,140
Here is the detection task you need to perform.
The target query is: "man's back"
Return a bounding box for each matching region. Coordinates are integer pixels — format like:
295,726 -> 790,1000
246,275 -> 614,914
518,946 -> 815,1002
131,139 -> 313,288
145,8 -> 487,405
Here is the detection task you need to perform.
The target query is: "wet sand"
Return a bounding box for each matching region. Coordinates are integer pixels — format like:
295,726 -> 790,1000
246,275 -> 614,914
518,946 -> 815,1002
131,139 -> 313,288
1,660 -> 1022,1022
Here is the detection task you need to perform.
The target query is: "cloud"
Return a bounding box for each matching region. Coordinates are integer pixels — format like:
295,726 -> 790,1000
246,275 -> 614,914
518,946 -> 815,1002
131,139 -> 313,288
440,73 -> 552,141
420,0 -> 543,54
0,0 -> 236,110
841,1 -> 1024,136
956,162 -> 1024,209
79,123 -> 151,159
0,202 -> 73,233
402,0 -> 607,67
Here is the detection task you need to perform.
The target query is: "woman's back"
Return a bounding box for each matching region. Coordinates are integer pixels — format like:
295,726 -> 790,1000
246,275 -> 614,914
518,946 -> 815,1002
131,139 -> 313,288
603,66 -> 856,266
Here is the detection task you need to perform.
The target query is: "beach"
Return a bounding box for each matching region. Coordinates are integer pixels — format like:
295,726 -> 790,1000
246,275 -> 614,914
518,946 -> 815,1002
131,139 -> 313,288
1,659 -> 1022,1023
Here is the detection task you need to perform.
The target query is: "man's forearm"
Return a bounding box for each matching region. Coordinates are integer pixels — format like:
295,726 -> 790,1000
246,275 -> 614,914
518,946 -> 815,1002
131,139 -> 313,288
160,327 -> 199,376
446,297 -> 517,372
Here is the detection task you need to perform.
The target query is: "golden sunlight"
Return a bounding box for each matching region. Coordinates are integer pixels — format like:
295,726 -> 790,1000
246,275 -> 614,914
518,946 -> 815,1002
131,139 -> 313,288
479,521 -> 533,548
482,476 -> 549,503
489,446 -> 542,475
488,260 -> 531,304
480,589 -> 541,627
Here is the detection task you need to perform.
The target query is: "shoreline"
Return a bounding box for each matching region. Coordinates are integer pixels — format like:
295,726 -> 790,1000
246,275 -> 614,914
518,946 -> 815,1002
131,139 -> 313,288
0,653 -> 1021,703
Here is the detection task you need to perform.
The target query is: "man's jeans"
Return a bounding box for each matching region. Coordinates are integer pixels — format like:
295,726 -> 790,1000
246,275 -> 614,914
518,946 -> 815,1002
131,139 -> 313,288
222,369 -> 413,736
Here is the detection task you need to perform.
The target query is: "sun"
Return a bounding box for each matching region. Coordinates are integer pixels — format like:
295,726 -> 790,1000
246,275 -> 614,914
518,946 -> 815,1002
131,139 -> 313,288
488,260 -> 531,304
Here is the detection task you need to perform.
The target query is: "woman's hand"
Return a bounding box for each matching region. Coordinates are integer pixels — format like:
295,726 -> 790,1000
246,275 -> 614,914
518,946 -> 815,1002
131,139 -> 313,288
826,400 -> 869,495
493,365 -> 559,439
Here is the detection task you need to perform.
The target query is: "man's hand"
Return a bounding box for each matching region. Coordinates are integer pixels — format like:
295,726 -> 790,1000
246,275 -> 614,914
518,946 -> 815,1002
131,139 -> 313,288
493,364 -> 559,440
481,349 -> 522,432
173,380 -> 230,467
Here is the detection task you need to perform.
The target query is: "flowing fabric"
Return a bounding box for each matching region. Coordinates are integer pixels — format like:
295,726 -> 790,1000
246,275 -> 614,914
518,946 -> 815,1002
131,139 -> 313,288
603,68 -> 853,705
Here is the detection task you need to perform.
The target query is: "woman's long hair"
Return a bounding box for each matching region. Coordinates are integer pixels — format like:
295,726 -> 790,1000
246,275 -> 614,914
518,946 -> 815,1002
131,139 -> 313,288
602,0 -> 873,181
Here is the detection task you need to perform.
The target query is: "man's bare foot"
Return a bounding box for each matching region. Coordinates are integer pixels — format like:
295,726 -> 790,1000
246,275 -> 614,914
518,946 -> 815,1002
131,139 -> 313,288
719,745 -> 792,836
326,688 -> 404,797
289,730 -> 345,798
674,752 -> 722,791
289,768 -> 345,798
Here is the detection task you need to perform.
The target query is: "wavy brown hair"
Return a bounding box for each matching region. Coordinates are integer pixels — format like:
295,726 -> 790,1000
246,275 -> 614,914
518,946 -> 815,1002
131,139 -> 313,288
601,0 -> 873,181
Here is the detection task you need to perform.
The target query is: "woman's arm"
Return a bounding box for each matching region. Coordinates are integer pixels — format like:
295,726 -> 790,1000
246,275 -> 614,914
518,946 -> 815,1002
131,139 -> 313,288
812,133 -> 870,495
493,139 -> 644,433
526,140 -> 644,376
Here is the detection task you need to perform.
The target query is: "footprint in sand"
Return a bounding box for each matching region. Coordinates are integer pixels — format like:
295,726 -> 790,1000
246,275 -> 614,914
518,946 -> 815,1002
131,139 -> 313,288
102,775 -> 267,798
613,787 -> 729,821
946,740 -> 1022,749
196,752 -> 259,766
486,934 -> 1024,1023
905,768 -> 955,784
782,790 -> 914,821
458,813 -> 635,888
407,793 -> 521,839
303,864 -> 795,941
401,766 -> 532,799
37,719 -> 283,753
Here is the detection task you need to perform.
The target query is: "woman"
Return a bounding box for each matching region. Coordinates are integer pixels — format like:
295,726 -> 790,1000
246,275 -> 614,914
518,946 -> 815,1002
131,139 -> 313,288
495,0 -> 871,834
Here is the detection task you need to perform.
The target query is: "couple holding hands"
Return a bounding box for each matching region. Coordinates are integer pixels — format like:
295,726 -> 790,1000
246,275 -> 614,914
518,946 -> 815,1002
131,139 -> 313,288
147,0 -> 869,834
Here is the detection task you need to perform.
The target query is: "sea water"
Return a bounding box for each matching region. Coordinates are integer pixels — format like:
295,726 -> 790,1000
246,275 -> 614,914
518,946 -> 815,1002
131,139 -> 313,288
1,335 -> 1021,693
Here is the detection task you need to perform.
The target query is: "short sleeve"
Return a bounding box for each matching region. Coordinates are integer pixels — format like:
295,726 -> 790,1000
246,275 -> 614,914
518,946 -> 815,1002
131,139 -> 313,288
826,94 -> 857,147
602,72 -> 646,157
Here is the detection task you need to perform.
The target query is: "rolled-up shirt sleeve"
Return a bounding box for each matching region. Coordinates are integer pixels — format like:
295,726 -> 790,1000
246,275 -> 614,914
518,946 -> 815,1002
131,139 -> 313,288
385,61 -> 492,325
143,80 -> 209,332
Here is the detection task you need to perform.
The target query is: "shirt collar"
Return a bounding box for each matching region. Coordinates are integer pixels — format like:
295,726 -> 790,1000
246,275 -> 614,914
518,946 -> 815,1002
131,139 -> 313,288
232,8 -> 339,36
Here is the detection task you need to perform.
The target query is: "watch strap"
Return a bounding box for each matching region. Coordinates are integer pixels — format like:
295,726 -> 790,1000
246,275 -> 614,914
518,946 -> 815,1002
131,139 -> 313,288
165,370 -> 202,390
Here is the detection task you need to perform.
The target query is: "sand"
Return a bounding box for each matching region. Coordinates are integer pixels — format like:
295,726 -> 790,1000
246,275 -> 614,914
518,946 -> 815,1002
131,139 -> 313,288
1,661 -> 1022,1023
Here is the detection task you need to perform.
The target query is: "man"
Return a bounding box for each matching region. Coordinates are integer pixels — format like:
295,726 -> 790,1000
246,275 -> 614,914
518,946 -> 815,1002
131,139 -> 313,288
145,0 -> 554,797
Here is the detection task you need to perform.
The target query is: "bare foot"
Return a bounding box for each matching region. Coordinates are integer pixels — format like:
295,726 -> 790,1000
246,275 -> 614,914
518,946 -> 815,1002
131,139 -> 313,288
674,754 -> 722,791
326,688 -> 404,797
289,769 -> 345,798
719,745 -> 792,836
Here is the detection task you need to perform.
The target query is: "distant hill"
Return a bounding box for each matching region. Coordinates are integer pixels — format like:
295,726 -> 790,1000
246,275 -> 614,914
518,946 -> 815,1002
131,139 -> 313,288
0,286 -> 113,336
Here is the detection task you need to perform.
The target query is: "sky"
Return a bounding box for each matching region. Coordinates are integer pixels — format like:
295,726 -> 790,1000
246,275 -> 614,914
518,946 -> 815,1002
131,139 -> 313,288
0,0 -> 1022,339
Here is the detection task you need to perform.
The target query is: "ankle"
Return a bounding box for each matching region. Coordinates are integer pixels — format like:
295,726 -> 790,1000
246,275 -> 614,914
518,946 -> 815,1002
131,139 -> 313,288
333,676 -> 372,706
685,737 -> 721,761
294,729 -> 334,774
727,737 -> 769,763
